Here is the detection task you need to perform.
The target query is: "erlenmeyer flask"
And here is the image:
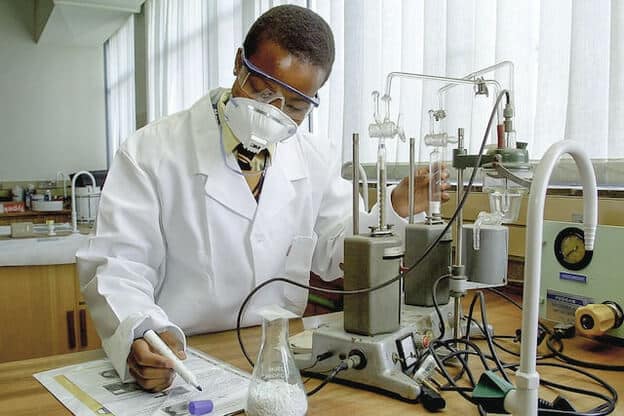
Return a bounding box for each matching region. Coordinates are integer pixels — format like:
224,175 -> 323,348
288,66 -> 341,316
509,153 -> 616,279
246,313 -> 307,416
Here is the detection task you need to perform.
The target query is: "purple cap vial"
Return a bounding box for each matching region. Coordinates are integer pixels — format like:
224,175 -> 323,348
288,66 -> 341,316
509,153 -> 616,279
188,399 -> 214,415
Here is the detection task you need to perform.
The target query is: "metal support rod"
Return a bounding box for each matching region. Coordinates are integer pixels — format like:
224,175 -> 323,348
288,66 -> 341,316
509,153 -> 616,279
453,128 -> 466,340
408,137 -> 415,224
352,133 -> 360,235
377,139 -> 387,230
455,128 -> 465,266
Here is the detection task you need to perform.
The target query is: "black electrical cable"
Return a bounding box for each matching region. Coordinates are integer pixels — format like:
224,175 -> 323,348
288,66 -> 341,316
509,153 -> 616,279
306,360 -> 348,396
425,344 -> 479,404
431,274 -> 450,340
428,337 -> 617,416
435,338 -> 495,374
516,362 -> 617,416
487,332 -> 560,360
444,290 -> 517,384
487,287 -> 552,334
460,314 -> 544,360
546,335 -> 624,372
299,358 -> 320,372
485,287 -> 563,360
235,90 -> 511,368
493,336 -> 539,358
487,288 -> 624,372
431,347 -> 617,416
466,291 -> 511,382
427,285 -> 618,416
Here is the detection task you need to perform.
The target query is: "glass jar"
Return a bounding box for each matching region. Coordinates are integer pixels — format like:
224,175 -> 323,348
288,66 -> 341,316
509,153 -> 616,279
245,316 -> 307,416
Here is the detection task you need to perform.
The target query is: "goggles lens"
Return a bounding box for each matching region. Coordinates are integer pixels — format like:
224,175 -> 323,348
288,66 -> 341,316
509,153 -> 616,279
238,52 -> 320,122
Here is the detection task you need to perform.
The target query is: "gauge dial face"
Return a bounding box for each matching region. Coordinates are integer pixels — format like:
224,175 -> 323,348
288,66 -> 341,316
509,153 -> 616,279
554,227 -> 593,271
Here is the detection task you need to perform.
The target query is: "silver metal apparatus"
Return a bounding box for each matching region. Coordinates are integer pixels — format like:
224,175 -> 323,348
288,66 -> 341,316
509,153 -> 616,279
293,67 -> 526,405
539,221 -> 624,342
404,135 -> 452,307
294,130 -> 454,403
380,71 -> 503,327
343,130 -> 403,336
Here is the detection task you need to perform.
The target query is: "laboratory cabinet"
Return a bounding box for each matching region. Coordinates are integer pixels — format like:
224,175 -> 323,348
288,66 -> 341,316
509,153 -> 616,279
0,264 -> 100,363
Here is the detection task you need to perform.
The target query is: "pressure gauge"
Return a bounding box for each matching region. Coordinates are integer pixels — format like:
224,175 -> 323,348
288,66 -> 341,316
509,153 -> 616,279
554,227 -> 593,271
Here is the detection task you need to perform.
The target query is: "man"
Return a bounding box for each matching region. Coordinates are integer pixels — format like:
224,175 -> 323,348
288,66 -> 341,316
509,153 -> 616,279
77,5 -> 448,392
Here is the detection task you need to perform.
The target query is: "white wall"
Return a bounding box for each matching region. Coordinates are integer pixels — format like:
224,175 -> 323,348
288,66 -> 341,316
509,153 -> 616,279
0,0 -> 107,182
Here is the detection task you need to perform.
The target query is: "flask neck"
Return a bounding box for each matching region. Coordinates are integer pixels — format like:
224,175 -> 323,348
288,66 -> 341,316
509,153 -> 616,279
262,318 -> 289,345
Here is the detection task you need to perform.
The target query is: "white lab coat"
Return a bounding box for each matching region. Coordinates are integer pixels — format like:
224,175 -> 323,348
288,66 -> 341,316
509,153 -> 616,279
76,89 -> 412,381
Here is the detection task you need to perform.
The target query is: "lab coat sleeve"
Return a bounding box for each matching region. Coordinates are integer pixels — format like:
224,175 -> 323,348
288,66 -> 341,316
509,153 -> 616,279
76,149 -> 186,382
310,149 -> 422,281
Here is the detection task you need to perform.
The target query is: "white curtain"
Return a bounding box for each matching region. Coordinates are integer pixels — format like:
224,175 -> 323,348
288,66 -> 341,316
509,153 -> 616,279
144,0 -> 624,168
145,0 -> 310,122
105,15 -> 136,166
146,0 -> 251,121
310,0 -> 624,166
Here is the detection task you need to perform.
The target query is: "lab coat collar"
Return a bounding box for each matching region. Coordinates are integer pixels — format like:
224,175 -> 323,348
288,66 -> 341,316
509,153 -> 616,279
189,91 -> 307,220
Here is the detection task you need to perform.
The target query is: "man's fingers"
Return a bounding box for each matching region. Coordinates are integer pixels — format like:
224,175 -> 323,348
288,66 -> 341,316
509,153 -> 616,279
416,167 -> 428,176
128,357 -> 174,380
159,331 -> 186,360
415,173 -> 430,185
132,339 -> 174,368
148,377 -> 175,393
130,367 -> 174,392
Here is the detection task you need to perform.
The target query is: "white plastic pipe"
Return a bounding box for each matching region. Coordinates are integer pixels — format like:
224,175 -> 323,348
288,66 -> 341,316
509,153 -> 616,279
504,141 -> 597,416
71,171 -> 97,234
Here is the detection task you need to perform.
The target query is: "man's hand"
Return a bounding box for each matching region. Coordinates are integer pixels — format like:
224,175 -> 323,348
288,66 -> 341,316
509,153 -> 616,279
127,330 -> 186,392
391,165 -> 450,218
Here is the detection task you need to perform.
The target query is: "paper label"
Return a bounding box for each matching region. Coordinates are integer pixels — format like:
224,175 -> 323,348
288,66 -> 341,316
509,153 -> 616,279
546,289 -> 594,324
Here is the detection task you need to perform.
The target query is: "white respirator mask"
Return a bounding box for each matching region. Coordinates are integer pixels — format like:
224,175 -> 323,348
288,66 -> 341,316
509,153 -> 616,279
223,97 -> 298,153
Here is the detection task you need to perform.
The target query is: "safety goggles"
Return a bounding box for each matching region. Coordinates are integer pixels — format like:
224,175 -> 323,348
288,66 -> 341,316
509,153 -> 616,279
238,53 -> 320,121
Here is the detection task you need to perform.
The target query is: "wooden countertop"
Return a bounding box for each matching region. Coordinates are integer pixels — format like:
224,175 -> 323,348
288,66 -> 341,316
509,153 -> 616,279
0,292 -> 622,415
0,210 -> 71,217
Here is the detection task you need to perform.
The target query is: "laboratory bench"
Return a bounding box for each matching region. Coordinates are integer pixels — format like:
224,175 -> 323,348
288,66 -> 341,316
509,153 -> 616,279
0,291 -> 622,415
0,227 -> 99,364
0,209 -> 71,226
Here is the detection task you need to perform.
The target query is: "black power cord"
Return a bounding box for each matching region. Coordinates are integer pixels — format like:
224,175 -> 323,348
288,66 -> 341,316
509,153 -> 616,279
546,335 -> 624,372
235,89 -> 512,368
306,354 -> 363,396
306,360 -> 348,396
465,291 -> 511,383
488,287 -> 624,372
427,290 -> 618,415
425,336 -> 617,414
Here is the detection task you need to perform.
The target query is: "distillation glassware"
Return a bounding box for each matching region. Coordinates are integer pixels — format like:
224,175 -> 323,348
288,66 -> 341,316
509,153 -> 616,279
428,147 -> 442,219
423,111 -> 454,221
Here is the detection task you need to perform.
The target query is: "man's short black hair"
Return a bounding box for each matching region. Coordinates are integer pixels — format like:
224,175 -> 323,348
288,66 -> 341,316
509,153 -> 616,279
243,5 -> 335,81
